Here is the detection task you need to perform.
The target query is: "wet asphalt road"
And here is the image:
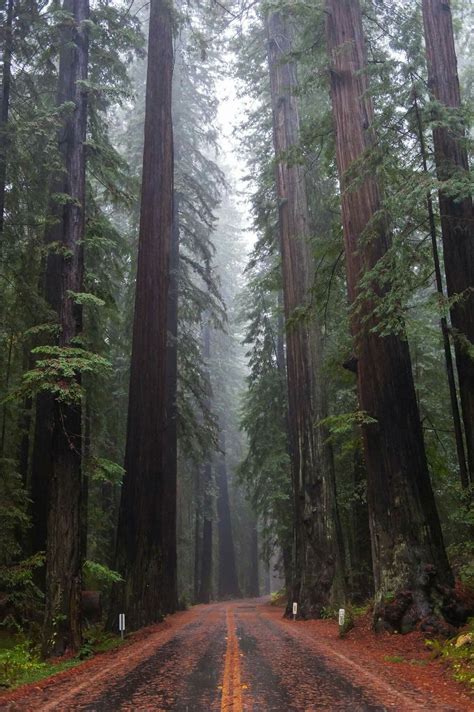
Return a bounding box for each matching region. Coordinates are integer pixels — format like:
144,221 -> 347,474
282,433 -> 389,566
2,598 -> 463,711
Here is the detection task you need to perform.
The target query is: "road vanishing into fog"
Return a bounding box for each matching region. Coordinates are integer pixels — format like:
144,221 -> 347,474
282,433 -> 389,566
1,598 -> 471,711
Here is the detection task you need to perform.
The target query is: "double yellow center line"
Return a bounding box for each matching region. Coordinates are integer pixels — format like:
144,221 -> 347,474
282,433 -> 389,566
220,608 -> 244,711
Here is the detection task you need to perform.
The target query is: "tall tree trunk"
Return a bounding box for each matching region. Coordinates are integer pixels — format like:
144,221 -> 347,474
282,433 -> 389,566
197,317 -> 213,604
193,466 -> 201,602
39,0 -> 89,656
347,448 -> 373,602
325,0 -> 454,630
161,193 -> 179,613
265,8 -> 345,618
0,0 -> 13,234
248,520 -> 260,597
276,296 -> 293,597
422,0 -> 474,485
111,0 -> 174,631
217,430 -> 241,599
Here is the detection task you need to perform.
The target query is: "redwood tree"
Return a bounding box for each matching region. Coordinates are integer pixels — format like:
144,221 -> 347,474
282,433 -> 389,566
40,0 -> 89,655
265,8 -> 345,617
422,0 -> 474,485
112,0 -> 175,630
325,0 -> 454,629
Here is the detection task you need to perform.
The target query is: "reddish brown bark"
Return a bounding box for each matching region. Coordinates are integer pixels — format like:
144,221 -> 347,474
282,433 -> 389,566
325,0 -> 453,628
265,9 -> 345,617
37,0 -> 89,656
112,0 -> 174,630
422,0 -> 474,485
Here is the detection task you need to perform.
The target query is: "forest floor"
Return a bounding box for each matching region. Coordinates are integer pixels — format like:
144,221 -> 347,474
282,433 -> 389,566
0,598 -> 472,710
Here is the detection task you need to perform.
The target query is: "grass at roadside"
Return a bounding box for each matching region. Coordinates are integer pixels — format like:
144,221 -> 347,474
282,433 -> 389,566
0,626 -> 124,690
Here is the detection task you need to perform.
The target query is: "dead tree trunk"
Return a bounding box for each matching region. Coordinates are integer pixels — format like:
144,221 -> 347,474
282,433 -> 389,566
265,8 -> 345,618
326,0 -> 455,631
111,0 -> 174,630
422,0 -> 474,485
40,0 -> 89,656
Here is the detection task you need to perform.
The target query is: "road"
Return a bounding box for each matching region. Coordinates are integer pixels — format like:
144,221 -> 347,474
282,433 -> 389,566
1,599 -> 470,711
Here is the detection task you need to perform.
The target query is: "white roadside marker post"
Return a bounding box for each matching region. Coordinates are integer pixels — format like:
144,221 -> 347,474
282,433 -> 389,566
119,613 -> 125,640
338,608 -> 345,631
292,602 -> 297,621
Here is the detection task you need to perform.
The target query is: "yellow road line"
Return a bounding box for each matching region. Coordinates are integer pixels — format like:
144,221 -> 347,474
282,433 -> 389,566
221,607 -> 244,712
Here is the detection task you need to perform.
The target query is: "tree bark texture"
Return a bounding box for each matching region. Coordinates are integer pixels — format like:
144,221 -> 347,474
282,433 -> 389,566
326,0 -> 454,629
347,449 -> 373,602
161,193 -> 179,613
266,9 -> 345,617
0,0 -> 13,234
112,0 -> 174,630
217,431 -> 241,599
422,0 -> 474,484
40,0 -> 89,656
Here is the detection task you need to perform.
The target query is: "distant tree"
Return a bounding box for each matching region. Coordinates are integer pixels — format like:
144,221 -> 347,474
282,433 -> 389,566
196,314 -> 214,604
217,429 -> 241,599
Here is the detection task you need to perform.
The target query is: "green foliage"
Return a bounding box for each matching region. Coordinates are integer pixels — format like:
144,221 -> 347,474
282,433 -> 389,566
320,411 -> 378,438
79,625 -> 122,660
384,654 -> 405,664
67,291 -> 106,309
83,560 -> 123,591
426,621 -> 474,688
0,555 -> 44,631
17,346 -> 111,403
0,465 -> 30,566
89,458 -> 125,486
0,643 -> 44,688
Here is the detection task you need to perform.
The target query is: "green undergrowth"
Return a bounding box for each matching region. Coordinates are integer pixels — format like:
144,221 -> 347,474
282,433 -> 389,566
270,589 -> 287,607
425,618 -> 474,688
0,626 -> 124,690
383,654 -> 428,666
321,600 -> 372,638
